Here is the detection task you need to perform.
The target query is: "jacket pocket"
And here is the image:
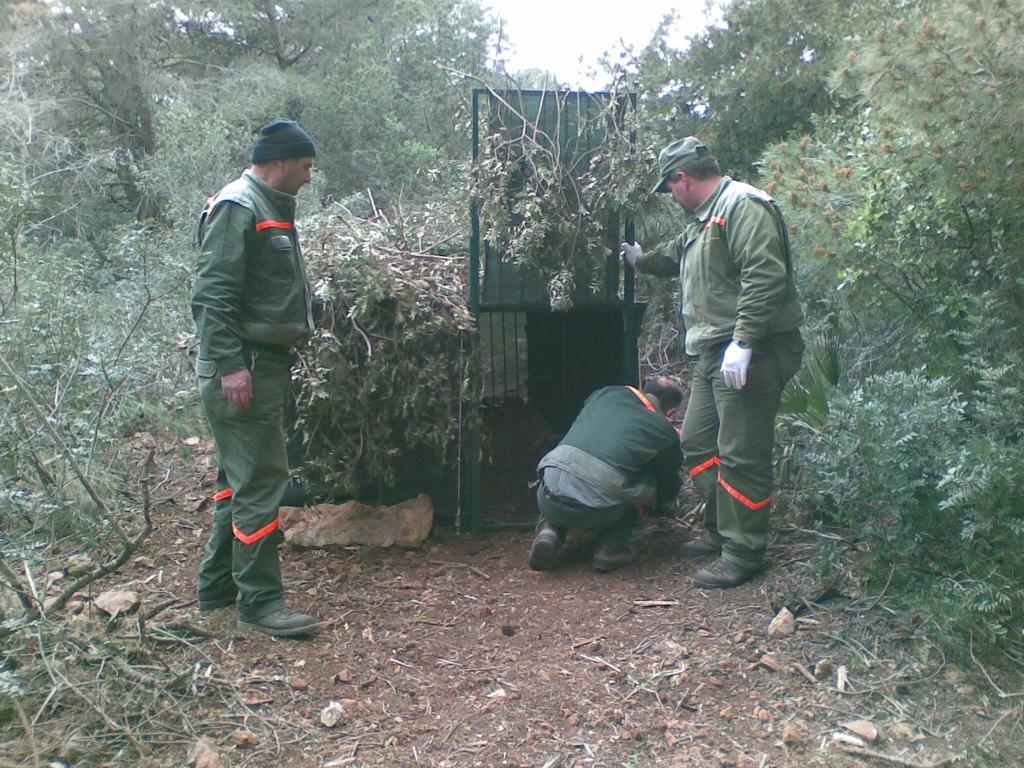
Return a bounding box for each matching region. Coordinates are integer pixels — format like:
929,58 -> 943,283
196,358 -> 218,378
197,357 -> 240,420
253,231 -> 297,284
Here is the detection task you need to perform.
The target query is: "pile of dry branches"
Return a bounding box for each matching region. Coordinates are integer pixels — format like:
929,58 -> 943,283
294,201 -> 475,499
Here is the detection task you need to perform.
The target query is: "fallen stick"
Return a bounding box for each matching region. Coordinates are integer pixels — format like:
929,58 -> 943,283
836,744 -> 953,768
970,635 -> 1024,698
632,599 -> 679,608
577,653 -> 622,674
792,662 -> 820,685
14,700 -> 40,768
427,560 -> 491,580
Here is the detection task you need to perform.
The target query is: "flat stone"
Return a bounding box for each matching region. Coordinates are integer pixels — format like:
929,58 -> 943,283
767,607 -> 796,636
188,736 -> 222,768
94,589 -> 140,617
840,719 -> 879,743
64,554 -> 94,577
280,494 -> 433,548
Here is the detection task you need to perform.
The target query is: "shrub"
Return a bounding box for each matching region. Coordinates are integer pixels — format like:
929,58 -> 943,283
805,368 -> 1024,651
0,226 -> 194,607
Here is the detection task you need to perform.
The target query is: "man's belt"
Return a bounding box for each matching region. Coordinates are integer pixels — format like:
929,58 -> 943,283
242,343 -> 296,366
541,483 -> 587,509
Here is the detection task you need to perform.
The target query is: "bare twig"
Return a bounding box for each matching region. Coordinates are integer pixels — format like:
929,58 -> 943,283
792,662 -> 820,685
44,450 -> 155,615
141,597 -> 181,621
970,634 -> 1024,698
0,346 -> 130,545
0,557 -> 35,614
576,653 -> 622,674
350,316 -> 373,357
427,560 -> 490,580
14,413 -> 56,488
849,562 -> 896,613
632,599 -> 679,608
833,663 -> 946,696
33,625 -> 148,755
378,243 -> 462,259
88,283 -> 159,475
981,706 -> 1022,745
13,699 -> 41,768
22,559 -> 42,609
833,744 -> 953,768
150,622 -> 221,644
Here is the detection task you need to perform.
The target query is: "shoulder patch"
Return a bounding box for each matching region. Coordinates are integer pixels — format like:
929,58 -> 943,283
196,198 -> 249,246
745,190 -> 774,204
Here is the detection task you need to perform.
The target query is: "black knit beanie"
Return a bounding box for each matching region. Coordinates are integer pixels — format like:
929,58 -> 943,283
250,119 -> 317,164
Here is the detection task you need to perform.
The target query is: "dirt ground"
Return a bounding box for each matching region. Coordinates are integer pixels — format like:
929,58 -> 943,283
29,432 -> 1024,768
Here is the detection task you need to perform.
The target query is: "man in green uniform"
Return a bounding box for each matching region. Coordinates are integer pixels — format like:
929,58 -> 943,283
529,377 -> 684,572
191,119 -> 318,636
620,137 -> 804,588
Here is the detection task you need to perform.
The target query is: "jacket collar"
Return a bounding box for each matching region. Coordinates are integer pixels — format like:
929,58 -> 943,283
243,169 -> 297,218
692,176 -> 732,222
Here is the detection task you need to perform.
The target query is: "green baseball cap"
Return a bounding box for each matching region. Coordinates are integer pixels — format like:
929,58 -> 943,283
650,136 -> 708,194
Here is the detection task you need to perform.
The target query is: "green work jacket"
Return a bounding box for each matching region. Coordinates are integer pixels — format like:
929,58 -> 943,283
538,386 -> 683,509
192,171 -> 314,376
636,177 -> 803,356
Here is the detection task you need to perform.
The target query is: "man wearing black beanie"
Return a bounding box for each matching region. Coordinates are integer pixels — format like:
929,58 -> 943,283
250,119 -> 318,167
191,119 -> 318,637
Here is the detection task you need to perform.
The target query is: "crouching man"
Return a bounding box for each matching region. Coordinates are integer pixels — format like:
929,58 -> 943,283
529,378 -> 684,572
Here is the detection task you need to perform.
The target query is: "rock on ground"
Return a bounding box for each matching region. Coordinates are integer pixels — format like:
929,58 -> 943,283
280,494 -> 433,548
768,606 -> 796,636
93,589 -> 141,617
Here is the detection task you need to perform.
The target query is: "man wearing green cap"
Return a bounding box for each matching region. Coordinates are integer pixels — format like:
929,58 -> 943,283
620,137 -> 804,588
191,119 -> 318,636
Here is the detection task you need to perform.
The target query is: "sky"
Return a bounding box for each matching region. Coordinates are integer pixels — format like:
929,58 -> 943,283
481,0 -> 720,89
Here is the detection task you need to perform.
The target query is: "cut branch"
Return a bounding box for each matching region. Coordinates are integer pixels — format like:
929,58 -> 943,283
0,347 -> 130,546
970,634 -> 1024,699
44,450 -> 155,616
0,558 -> 35,615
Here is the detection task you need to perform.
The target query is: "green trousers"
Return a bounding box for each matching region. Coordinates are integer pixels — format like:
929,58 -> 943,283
535,485 -> 637,547
197,352 -> 292,621
681,331 -> 803,569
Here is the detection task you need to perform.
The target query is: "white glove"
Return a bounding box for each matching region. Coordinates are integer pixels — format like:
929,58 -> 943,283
720,340 -> 753,389
619,242 -> 642,268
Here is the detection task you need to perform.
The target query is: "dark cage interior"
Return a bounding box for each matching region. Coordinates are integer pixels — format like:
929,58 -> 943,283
475,305 -> 645,529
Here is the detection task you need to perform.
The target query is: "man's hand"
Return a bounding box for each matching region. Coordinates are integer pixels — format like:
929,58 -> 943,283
221,368 -> 253,409
720,341 -> 753,389
619,242 -> 642,268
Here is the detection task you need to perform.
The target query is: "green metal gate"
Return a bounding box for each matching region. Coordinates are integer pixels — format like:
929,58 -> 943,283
464,88 -> 645,532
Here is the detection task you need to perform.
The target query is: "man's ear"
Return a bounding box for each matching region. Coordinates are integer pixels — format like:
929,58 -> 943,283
665,407 -> 679,421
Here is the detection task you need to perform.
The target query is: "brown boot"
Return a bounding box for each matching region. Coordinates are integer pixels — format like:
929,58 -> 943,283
238,607 -> 317,638
592,539 -> 636,572
693,557 -> 761,589
681,532 -> 721,557
529,523 -> 562,571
